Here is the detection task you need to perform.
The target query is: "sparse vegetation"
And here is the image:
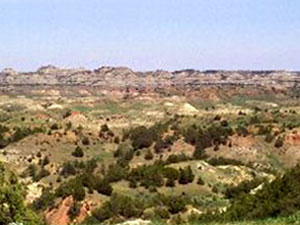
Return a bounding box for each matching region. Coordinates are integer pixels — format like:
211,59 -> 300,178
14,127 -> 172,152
2,84 -> 300,225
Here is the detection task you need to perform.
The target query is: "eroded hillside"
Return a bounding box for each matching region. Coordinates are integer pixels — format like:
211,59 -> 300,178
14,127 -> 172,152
0,67 -> 300,225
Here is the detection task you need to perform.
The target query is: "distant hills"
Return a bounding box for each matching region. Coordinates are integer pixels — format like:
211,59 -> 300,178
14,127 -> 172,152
0,66 -> 299,89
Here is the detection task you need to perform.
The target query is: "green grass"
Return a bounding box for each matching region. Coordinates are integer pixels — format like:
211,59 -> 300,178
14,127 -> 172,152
71,105 -> 92,113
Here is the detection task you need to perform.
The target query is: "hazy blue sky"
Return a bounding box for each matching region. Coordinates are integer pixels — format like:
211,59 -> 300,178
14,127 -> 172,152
0,0 -> 299,71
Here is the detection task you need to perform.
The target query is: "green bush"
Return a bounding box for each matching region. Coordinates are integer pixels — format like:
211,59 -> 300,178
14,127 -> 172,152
92,194 -> 143,222
211,164 -> 300,221
197,177 -> 205,185
163,167 -> 180,180
61,161 -> 77,177
154,207 -> 171,219
165,153 -> 190,164
105,163 -> 129,183
55,177 -> 86,201
0,163 -> 42,225
130,126 -> 154,150
114,142 -> 134,162
127,122 -> 170,150
207,157 -> 244,167
32,188 -> 56,211
178,166 -> 195,185
10,126 -> 45,143
95,178 -> 113,196
128,163 -> 165,188
224,177 -> 266,199
80,173 -> 96,192
72,146 -> 84,157
167,196 -> 187,214
165,178 -> 176,187
42,156 -> 50,166
182,123 -> 233,160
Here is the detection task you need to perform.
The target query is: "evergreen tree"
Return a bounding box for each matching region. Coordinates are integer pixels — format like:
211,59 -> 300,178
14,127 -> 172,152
72,146 -> 84,157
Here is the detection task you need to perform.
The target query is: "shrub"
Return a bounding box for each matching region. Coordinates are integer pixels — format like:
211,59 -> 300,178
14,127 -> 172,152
265,133 -> 274,143
51,123 -> 59,130
92,194 -> 143,222
154,207 -> 170,219
149,186 -> 157,193
165,153 -> 190,164
62,109 -> 72,119
212,185 -> 218,193
274,136 -> 284,148
68,202 -> 81,220
128,164 -> 165,188
72,146 -> 84,157
61,161 -> 77,177
178,166 -> 195,185
193,145 -> 207,160
144,150 -> 154,160
249,115 -> 260,124
100,124 -> 109,132
10,127 -> 44,143
32,188 -> 56,211
114,136 -> 120,144
106,163 -> 129,182
0,134 -> 8,149
224,177 -> 266,199
42,156 -> 50,166
66,121 -> 72,130
221,164 -> 300,220
55,177 -> 86,201
130,126 -> 153,150
85,159 -> 98,173
25,164 -> 39,178
129,179 -> 138,188
154,138 -> 172,154
257,125 -> 272,136
197,177 -> 205,185
166,178 -> 176,187
163,167 -> 180,180
167,196 -> 187,214
236,125 -> 249,136
81,136 -> 90,145
33,168 -> 51,182
92,204 -> 113,223
114,142 -> 134,162
207,157 -> 244,167
95,178 -> 113,196
0,163 -> 42,225
128,122 -> 170,150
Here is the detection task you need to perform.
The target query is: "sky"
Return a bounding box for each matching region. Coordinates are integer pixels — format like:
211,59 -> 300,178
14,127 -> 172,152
0,0 -> 299,72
